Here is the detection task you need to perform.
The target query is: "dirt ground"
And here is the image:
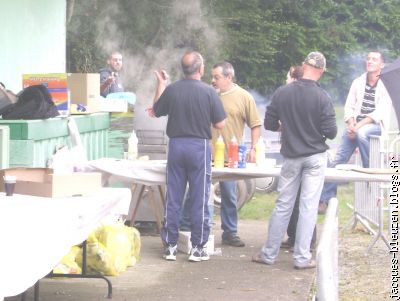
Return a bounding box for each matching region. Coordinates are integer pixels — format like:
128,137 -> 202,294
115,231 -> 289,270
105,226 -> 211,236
5,220 -> 316,301
338,223 -> 390,301
4,217 -> 391,301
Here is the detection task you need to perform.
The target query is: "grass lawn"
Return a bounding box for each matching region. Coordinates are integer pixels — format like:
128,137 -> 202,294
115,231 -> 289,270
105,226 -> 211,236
239,183 -> 354,225
240,104 -> 352,222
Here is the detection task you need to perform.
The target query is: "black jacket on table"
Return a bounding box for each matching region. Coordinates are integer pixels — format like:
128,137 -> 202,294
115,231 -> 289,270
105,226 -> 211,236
264,78 -> 337,158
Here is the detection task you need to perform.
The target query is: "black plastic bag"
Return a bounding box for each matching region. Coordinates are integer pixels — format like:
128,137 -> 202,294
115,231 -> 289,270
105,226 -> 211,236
0,85 -> 59,119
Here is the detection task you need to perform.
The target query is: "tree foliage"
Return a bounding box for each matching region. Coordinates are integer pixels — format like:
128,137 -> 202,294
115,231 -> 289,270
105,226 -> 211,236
67,0 -> 400,103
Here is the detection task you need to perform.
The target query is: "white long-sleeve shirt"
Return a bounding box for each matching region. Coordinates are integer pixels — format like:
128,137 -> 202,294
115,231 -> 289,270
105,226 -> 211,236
344,72 -> 393,131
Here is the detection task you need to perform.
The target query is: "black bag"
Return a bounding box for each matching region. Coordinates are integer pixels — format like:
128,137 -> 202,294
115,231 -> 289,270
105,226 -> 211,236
0,88 -> 13,112
0,85 -> 59,119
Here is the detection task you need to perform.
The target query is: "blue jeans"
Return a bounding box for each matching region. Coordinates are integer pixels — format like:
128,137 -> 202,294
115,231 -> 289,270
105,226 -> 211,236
259,152 -> 327,266
180,180 -> 238,239
220,181 -> 238,239
320,123 -> 381,203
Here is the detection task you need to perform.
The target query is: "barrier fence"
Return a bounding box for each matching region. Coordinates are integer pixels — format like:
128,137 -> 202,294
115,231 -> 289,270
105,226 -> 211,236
351,132 -> 399,253
315,131 -> 399,300
316,197 -> 339,301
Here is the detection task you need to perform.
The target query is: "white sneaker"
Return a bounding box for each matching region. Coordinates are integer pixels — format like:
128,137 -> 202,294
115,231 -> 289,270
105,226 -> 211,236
188,247 -> 210,262
163,244 -> 177,261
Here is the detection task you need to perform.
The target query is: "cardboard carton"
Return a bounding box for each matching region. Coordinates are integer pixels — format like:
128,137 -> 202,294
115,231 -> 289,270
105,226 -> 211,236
0,168 -> 102,198
22,73 -> 68,89
22,73 -> 70,115
67,73 -> 100,113
48,88 -> 69,111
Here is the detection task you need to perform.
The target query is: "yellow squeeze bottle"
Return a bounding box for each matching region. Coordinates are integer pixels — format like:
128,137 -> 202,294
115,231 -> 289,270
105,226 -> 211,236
256,138 -> 266,167
214,135 -> 225,168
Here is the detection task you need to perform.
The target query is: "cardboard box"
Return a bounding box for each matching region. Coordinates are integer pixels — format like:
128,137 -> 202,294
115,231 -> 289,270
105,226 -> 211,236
0,168 -> 102,198
22,73 -> 68,89
178,231 -> 215,255
48,88 -> 69,111
67,73 -> 100,105
22,74 -> 70,115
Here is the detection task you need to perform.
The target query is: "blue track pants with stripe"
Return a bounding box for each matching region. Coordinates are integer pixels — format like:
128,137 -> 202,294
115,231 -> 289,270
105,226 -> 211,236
161,137 -> 211,248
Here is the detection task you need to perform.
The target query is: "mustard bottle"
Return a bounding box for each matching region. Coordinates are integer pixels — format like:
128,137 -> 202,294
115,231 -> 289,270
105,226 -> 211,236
256,138 -> 266,167
214,135 -> 225,168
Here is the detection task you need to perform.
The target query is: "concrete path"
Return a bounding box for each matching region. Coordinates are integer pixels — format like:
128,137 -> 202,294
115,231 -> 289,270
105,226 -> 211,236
7,220 -> 315,301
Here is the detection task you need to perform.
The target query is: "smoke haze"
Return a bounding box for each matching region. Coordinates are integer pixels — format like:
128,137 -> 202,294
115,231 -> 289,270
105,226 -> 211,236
90,0 -> 221,131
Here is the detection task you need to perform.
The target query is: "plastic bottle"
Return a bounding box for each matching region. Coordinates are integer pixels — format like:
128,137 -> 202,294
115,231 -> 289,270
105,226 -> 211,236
214,135 -> 225,168
238,142 -> 247,168
128,130 -> 138,160
255,138 -> 266,167
228,136 -> 239,168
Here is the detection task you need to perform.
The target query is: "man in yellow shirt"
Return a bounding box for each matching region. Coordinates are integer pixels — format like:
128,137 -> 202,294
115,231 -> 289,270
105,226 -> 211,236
181,61 -> 261,247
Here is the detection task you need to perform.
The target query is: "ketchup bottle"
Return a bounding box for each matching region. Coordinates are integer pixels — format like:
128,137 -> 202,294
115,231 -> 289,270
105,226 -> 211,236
228,136 -> 239,168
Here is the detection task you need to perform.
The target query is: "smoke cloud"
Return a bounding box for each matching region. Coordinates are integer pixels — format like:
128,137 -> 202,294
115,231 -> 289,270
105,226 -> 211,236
91,0 -> 221,131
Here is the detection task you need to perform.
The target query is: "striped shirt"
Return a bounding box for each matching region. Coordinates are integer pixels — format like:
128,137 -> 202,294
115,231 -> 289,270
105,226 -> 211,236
357,81 -> 376,122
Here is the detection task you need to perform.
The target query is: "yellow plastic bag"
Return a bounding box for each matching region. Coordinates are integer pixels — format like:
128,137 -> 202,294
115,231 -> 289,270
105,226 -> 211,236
124,226 -> 141,266
76,240 -> 119,276
53,246 -> 82,274
75,222 -> 142,276
96,222 -> 130,273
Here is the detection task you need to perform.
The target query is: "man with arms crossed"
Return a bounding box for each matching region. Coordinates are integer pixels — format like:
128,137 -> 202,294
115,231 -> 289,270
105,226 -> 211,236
180,61 -> 261,247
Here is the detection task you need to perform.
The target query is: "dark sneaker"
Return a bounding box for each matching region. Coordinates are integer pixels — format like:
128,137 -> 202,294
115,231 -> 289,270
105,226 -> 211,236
188,247 -> 210,262
222,234 -> 245,247
163,244 -> 177,261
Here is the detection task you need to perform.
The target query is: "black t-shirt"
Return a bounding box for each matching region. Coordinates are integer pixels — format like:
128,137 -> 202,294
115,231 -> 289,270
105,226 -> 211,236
153,79 -> 226,139
265,79 -> 337,158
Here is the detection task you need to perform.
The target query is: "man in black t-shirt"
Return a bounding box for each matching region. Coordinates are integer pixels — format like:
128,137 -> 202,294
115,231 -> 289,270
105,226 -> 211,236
148,51 -> 226,262
253,52 -> 337,269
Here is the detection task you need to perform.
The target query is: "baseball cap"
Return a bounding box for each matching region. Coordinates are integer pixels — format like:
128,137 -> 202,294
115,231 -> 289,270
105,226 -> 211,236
304,51 -> 326,70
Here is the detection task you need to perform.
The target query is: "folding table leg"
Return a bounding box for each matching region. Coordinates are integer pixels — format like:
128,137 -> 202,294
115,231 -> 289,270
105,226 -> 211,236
127,184 -> 146,226
148,186 -> 163,233
47,241 -> 113,299
34,282 -> 39,301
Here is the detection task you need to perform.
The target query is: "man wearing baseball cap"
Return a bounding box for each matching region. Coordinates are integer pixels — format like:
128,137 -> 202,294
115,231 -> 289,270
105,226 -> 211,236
252,51 -> 337,269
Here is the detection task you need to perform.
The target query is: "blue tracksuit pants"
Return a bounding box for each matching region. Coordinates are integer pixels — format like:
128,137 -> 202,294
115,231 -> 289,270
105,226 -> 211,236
161,137 -> 211,248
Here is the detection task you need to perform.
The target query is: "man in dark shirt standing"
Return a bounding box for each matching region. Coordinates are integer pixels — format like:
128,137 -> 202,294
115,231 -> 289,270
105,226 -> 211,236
149,51 -> 226,262
100,51 -> 124,97
252,52 -> 337,269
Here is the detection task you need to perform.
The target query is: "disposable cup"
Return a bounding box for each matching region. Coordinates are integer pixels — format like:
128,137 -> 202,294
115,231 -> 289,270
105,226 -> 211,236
3,176 -> 16,196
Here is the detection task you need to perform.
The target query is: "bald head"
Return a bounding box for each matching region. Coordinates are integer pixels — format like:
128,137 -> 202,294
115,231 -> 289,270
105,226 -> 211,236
181,51 -> 204,79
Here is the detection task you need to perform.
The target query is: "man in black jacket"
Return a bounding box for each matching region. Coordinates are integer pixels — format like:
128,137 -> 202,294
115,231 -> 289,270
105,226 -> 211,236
252,52 -> 337,269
